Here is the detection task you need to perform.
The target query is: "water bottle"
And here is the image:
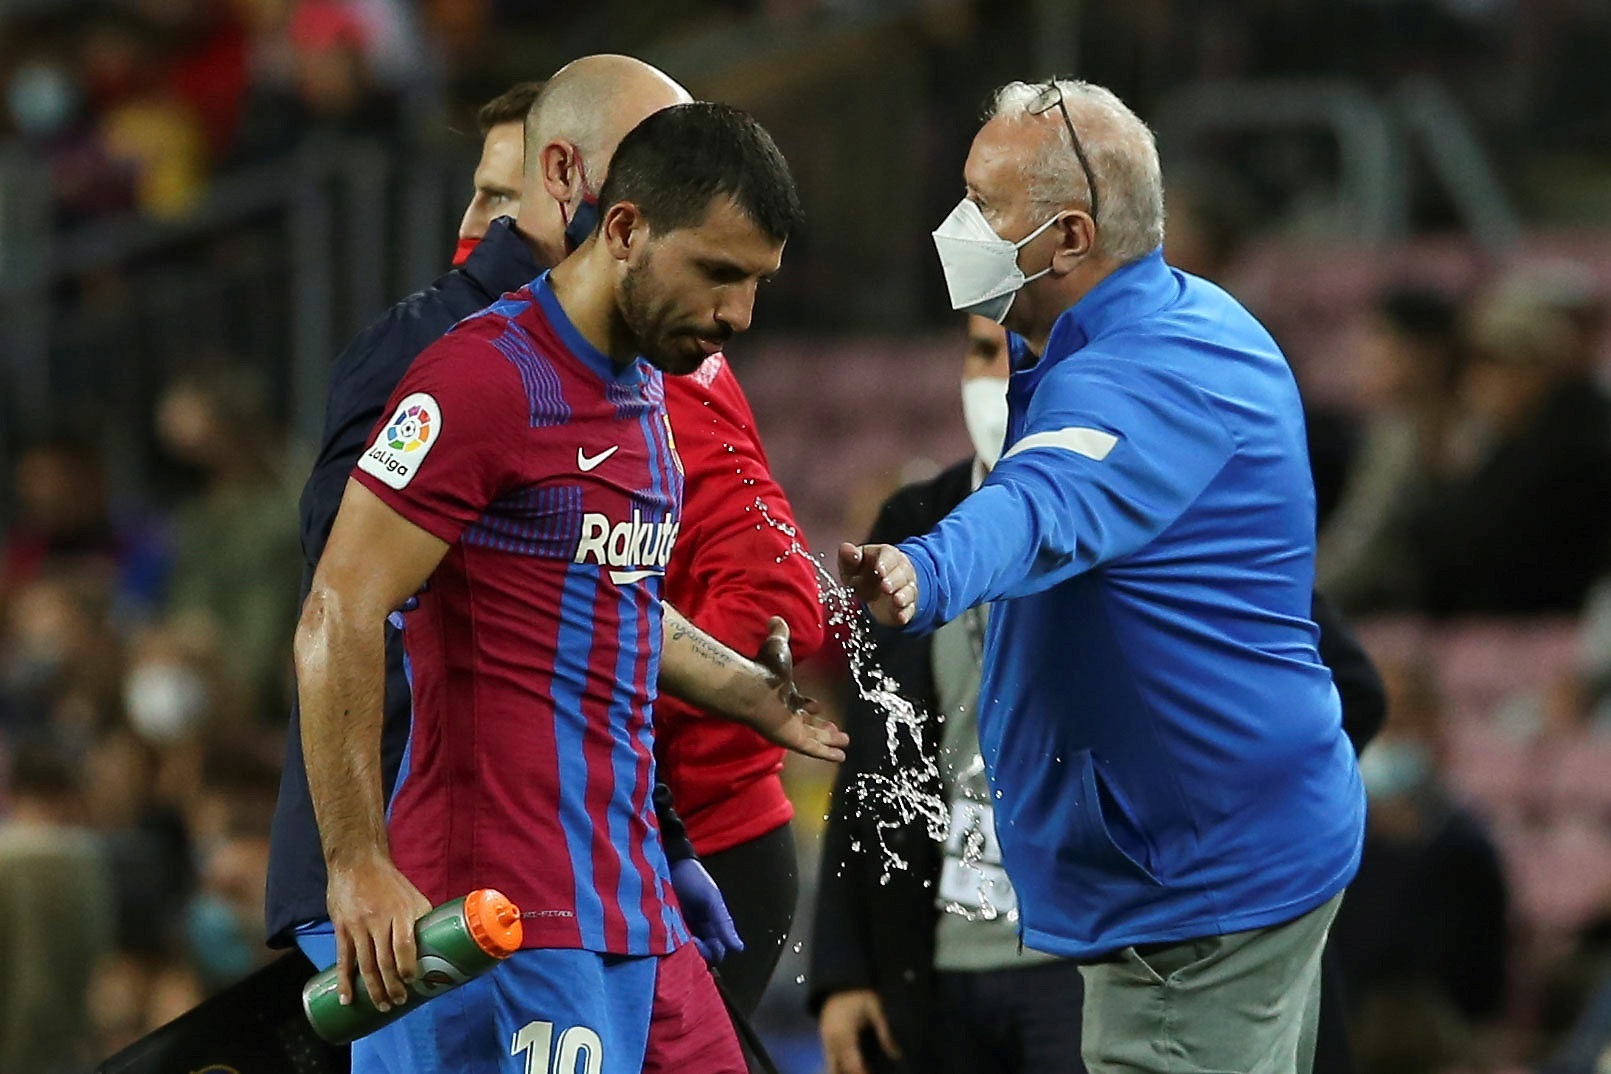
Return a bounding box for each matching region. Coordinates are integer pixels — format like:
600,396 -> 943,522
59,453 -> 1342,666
302,888 -> 523,1045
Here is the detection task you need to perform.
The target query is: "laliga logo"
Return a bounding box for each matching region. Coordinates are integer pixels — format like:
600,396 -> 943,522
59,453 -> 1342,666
359,392 -> 441,491
575,510 -> 680,585
386,403 -> 433,452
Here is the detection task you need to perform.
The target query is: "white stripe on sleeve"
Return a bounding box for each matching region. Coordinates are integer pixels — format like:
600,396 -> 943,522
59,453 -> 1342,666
1002,426 -> 1119,462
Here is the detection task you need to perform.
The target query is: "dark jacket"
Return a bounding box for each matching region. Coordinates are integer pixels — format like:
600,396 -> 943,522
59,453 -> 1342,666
1412,379 -> 1611,615
808,458 -> 1386,1073
265,220 -> 696,948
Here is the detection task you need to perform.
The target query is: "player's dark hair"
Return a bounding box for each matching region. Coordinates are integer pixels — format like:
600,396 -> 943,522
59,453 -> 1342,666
477,81 -> 544,135
597,102 -> 804,243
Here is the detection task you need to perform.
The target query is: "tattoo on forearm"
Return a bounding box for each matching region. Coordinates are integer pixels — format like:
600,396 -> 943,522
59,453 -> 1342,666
670,619 -> 737,670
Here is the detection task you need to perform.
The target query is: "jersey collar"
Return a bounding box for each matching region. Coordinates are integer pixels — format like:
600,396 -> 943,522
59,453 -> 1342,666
530,270 -> 647,385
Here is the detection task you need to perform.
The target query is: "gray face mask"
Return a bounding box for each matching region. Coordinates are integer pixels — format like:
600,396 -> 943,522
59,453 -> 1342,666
6,63 -> 76,139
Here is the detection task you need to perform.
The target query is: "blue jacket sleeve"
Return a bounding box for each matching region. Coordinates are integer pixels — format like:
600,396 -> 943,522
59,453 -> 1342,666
898,361 -> 1237,632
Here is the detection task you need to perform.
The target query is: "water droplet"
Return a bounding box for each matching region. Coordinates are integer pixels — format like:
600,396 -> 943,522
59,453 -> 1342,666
792,941 -> 803,953
794,974 -> 806,985
994,789 -> 1003,799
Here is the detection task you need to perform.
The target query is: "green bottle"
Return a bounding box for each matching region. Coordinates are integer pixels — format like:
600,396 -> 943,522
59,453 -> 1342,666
302,888 -> 524,1045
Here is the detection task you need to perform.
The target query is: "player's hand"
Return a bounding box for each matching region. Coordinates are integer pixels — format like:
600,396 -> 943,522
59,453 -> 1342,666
669,858 -> 744,964
756,616 -> 807,711
326,853 -> 432,1012
820,988 -> 901,1074
838,543 -> 919,627
750,617 -> 848,763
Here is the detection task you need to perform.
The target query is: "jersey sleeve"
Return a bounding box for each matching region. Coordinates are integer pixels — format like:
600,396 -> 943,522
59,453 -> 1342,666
898,358 -> 1238,632
350,334 -> 529,544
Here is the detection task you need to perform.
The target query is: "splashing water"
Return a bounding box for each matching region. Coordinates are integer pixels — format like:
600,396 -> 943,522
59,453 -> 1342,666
750,497 -> 950,885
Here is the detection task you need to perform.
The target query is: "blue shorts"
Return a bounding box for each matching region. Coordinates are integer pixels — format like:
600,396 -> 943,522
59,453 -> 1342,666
347,943 -> 743,1074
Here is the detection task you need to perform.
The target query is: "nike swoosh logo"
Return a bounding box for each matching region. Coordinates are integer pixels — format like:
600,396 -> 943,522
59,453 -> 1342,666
577,445 -> 620,472
609,568 -> 664,584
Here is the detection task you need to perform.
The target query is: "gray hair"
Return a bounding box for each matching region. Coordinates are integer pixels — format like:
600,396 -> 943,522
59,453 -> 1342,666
987,80 -> 1165,264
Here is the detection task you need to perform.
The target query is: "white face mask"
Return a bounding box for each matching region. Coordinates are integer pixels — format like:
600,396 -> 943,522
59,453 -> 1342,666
961,376 -> 1010,469
932,198 -> 1061,324
124,662 -> 208,745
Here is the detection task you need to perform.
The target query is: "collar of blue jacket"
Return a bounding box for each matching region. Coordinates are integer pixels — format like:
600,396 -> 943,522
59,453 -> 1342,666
1011,246 -> 1179,374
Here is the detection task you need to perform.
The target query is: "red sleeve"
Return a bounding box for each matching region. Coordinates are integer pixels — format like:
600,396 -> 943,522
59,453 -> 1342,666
661,357 -> 826,663
350,334 -> 529,544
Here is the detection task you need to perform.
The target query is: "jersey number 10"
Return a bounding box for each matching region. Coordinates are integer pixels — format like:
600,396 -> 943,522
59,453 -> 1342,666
511,1020 -> 604,1074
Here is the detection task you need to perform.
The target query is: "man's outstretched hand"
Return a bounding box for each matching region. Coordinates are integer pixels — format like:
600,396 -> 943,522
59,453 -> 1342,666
838,543 -> 918,627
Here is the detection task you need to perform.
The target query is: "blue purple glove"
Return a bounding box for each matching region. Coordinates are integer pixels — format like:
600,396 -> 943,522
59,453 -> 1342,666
670,858 -> 744,964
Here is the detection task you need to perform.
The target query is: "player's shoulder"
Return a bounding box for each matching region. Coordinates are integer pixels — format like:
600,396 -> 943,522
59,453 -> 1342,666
442,284 -> 580,376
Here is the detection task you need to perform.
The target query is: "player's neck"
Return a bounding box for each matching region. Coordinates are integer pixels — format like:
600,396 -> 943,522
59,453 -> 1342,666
547,247 -> 639,371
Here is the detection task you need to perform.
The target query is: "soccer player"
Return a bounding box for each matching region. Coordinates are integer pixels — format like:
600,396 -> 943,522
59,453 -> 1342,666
297,103 -> 835,1074
452,75 -> 828,1011
266,57 -> 748,977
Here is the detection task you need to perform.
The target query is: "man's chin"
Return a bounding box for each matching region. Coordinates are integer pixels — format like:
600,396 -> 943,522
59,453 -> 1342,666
645,342 -> 709,376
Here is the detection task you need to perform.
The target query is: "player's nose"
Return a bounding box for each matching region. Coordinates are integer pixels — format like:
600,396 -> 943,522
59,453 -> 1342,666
714,283 -> 757,336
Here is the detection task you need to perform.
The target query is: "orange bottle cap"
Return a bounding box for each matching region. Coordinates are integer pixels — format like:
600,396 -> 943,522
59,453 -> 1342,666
464,888 -> 523,957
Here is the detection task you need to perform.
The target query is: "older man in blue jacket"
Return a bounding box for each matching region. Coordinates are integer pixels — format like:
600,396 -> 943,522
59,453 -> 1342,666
841,78 -> 1365,1074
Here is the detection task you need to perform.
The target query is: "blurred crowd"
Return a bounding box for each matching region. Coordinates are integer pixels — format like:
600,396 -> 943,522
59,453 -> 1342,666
0,372 -> 301,1071
0,0 -> 443,224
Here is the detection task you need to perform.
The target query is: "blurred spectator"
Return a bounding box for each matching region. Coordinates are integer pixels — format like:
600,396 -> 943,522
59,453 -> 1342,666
155,370 -> 302,720
1409,291 -> 1611,616
83,9 -> 209,217
1,436 -> 170,624
1,24 -> 137,223
230,0 -> 402,164
83,724 -> 195,960
183,747 -> 278,989
1494,580 -> 1611,743
1332,655 -> 1510,1044
1162,164 -> 1261,285
0,571 -> 125,745
140,0 -> 252,160
1317,287 -> 1464,614
0,737 -> 117,1074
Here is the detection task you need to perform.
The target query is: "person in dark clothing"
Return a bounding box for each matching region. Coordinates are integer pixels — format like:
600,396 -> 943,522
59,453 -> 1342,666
809,317 -> 1387,1074
1332,656 -> 1510,1041
1411,292 -> 1611,616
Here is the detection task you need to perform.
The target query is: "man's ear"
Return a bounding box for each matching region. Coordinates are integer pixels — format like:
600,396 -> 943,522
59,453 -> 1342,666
600,202 -> 646,262
537,140 -> 580,205
1051,210 -> 1096,274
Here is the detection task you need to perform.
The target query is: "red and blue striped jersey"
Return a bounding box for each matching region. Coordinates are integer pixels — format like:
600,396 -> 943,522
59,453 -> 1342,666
351,272 -> 689,955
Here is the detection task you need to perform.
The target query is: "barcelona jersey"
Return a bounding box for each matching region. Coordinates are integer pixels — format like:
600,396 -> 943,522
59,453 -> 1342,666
352,271 -> 688,955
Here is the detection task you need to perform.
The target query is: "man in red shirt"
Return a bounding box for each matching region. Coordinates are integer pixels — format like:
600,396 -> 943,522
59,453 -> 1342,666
455,70 -> 827,1012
